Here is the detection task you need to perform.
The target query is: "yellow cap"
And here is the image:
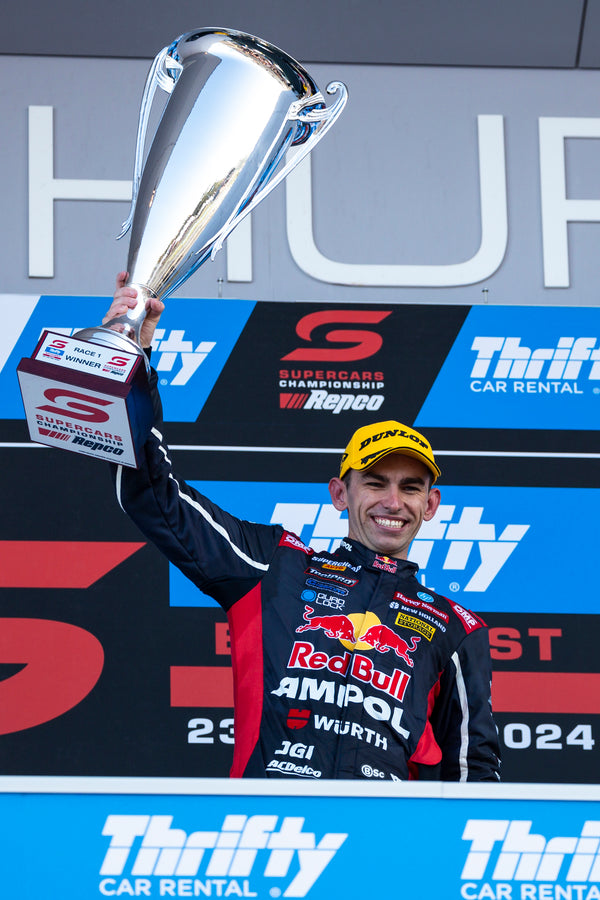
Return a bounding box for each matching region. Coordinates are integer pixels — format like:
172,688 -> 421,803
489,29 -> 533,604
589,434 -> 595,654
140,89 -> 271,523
339,420 -> 441,483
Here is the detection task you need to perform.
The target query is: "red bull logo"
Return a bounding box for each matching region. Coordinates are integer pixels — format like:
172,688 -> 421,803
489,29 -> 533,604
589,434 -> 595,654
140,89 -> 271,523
287,641 -> 410,702
372,555 -> 398,574
296,606 -> 421,667
357,625 -> 420,667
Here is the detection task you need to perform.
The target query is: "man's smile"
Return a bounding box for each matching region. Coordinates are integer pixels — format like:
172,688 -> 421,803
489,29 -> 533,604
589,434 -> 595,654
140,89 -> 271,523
372,516 -> 407,530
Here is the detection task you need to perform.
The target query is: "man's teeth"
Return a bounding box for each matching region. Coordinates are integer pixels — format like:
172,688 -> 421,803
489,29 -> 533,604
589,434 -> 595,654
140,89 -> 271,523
374,517 -> 405,529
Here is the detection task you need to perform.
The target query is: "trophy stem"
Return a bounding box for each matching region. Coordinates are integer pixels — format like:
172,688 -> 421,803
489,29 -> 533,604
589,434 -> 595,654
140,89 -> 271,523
74,282 -> 155,369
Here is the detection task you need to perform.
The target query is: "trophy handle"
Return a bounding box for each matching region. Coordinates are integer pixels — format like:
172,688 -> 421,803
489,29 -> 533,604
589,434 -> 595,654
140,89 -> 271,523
209,81 -> 348,258
117,46 -> 183,240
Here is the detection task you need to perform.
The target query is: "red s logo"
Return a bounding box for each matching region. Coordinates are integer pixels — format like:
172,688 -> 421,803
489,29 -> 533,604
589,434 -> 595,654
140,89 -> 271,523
0,619 -> 104,735
282,310 -> 392,362
49,339 -> 68,349
38,388 -> 113,422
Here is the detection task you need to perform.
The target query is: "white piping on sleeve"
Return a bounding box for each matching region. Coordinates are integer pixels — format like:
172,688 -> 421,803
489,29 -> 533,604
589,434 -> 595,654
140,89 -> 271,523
176,481 -> 270,572
115,464 -> 124,512
451,650 -> 470,782
116,427 -> 270,574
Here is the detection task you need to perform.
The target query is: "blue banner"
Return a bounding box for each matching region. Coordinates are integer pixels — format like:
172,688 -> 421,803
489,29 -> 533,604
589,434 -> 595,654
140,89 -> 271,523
169,481 -> 600,614
2,295 -> 254,422
2,783 -> 600,899
416,306 -> 600,430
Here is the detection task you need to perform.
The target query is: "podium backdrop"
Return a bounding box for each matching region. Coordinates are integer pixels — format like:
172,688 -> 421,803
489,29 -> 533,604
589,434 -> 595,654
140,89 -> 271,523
1,294 -> 598,783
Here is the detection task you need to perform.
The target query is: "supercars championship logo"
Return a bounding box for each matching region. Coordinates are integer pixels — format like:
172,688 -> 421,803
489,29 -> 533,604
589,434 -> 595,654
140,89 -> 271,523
278,310 -> 390,414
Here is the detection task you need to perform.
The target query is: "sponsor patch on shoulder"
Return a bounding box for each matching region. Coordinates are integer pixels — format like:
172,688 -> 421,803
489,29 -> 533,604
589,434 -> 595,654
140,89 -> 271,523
279,532 -> 311,553
448,599 -> 486,633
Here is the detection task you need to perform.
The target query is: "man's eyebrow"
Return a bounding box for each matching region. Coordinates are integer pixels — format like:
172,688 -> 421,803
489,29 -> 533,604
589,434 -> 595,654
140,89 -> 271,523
360,471 -> 427,486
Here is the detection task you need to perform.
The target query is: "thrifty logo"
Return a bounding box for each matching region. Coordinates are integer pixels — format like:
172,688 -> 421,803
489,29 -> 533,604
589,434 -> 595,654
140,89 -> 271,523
100,814 -> 347,897
462,819 -> 600,884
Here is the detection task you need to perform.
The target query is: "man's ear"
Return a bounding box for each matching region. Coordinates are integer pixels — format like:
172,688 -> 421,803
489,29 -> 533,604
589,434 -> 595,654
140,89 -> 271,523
328,476 -> 349,512
424,487 -> 442,521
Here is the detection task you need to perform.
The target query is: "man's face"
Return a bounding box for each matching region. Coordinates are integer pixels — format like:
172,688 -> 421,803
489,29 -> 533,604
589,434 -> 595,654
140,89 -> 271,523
328,453 -> 441,560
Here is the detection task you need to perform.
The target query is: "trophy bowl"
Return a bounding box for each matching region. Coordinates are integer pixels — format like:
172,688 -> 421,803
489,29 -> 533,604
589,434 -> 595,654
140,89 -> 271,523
76,26 -> 348,356
18,28 -> 347,466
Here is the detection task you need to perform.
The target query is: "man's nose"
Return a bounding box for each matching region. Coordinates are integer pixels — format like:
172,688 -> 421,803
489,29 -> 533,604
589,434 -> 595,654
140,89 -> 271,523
383,486 -> 403,510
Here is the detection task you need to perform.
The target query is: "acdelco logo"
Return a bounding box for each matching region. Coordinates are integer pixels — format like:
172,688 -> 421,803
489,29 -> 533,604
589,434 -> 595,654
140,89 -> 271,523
282,310 -> 392,361
37,388 -> 113,422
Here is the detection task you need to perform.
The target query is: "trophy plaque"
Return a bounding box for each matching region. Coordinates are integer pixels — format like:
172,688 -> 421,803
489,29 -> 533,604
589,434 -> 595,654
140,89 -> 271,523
18,27 -> 348,466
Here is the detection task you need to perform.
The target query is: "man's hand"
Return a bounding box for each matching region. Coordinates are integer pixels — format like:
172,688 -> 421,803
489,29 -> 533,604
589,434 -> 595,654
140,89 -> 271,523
103,271 -> 165,349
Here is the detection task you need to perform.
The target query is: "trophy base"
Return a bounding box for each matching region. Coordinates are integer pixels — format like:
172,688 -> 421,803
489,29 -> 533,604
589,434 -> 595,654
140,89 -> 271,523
17,331 -> 153,468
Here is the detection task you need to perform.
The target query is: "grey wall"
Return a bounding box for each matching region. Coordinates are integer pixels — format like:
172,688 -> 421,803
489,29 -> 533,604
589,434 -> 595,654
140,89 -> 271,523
4,55 -> 600,306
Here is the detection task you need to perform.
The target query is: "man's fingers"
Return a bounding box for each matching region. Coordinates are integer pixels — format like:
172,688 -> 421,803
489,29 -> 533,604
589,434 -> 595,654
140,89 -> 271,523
115,270 -> 129,290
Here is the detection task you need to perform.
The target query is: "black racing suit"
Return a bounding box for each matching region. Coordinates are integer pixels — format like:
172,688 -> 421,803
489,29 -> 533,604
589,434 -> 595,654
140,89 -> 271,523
114,375 -> 500,781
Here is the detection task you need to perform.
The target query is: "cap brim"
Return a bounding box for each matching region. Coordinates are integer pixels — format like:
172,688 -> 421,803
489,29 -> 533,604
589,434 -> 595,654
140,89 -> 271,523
342,444 -> 441,482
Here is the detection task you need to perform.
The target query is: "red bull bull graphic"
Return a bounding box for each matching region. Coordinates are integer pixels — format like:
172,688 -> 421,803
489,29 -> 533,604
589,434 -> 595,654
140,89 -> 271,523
357,625 -> 421,667
296,606 -> 356,641
296,606 -> 422,667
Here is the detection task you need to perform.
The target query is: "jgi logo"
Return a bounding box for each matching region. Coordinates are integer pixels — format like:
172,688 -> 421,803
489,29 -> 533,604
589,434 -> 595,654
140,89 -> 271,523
271,502 -> 528,593
470,336 -> 600,394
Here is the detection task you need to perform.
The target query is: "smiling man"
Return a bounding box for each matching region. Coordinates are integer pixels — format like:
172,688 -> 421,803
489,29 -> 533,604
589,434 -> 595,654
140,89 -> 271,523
107,282 -> 500,782
329,422 -> 442,560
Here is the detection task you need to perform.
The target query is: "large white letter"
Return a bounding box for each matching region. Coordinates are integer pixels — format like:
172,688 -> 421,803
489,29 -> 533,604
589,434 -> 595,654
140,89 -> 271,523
286,115 -> 507,287
539,116 -> 600,288
28,106 -> 132,277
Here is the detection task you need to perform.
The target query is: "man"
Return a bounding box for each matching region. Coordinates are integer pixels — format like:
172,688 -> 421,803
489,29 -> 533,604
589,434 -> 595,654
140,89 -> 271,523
105,276 -> 500,781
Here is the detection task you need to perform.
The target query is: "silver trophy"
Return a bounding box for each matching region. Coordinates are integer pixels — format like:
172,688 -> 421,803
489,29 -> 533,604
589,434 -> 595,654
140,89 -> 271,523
18,28 -> 347,466
77,26 -> 348,354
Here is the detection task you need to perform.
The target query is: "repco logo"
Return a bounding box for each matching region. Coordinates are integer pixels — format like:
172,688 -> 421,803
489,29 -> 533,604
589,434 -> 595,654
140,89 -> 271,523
282,310 -> 392,361
37,388 -> 113,423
